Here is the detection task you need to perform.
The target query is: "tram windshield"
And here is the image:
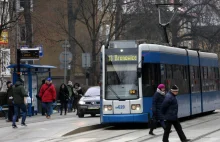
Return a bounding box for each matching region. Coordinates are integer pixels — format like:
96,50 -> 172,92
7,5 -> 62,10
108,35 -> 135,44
105,54 -> 138,100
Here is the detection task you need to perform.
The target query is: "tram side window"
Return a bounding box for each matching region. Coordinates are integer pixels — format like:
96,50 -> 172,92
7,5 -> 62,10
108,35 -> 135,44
142,63 -> 161,97
215,68 -> 220,90
173,65 -> 189,95
202,67 -> 209,92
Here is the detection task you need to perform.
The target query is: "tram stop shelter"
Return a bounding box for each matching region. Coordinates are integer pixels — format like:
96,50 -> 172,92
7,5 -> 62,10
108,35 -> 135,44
7,64 -> 57,116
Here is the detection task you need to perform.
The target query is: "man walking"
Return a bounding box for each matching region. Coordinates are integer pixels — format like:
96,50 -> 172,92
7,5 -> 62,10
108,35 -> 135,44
67,81 -> 74,112
12,79 -> 28,128
39,78 -> 56,119
161,85 -> 190,142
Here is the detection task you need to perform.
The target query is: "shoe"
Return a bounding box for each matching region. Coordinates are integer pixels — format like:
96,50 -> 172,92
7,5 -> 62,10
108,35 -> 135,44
12,125 -> 17,128
21,123 -> 27,126
182,139 -> 191,142
46,116 -> 51,119
149,131 -> 155,135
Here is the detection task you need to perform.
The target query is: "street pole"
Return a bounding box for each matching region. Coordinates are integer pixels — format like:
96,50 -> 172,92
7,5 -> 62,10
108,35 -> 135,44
64,44 -> 67,84
16,0 -> 20,79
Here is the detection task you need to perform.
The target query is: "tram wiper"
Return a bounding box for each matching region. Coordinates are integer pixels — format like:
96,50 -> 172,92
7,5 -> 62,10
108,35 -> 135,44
107,85 -> 121,100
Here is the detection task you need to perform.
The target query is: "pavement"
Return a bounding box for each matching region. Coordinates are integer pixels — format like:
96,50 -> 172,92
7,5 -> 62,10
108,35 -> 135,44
42,110 -> 220,142
0,112 -> 101,142
2,111 -> 220,142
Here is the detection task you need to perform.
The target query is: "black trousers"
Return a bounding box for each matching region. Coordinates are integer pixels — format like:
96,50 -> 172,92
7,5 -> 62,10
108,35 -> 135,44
8,106 -> 14,121
60,101 -> 68,114
163,120 -> 187,142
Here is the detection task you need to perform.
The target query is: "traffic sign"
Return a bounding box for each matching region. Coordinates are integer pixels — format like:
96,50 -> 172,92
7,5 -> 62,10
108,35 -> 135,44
35,45 -> 43,57
20,48 -> 39,60
59,51 -> 72,63
82,53 -> 91,68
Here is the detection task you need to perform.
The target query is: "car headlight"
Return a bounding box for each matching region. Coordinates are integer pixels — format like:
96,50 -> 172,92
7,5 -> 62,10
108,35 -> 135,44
104,105 -> 112,111
131,104 -> 141,110
79,100 -> 85,105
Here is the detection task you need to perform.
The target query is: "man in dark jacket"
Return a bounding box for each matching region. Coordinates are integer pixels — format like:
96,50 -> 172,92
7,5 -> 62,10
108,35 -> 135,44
161,85 -> 190,142
6,81 -> 14,122
12,79 -> 28,128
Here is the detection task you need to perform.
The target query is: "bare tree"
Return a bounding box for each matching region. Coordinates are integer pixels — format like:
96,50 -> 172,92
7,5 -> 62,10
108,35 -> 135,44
24,0 -> 32,48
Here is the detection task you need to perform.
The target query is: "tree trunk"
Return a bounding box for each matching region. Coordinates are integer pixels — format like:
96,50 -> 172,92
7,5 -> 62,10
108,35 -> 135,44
115,0 -> 123,40
67,0 -> 76,81
24,0 -> 32,48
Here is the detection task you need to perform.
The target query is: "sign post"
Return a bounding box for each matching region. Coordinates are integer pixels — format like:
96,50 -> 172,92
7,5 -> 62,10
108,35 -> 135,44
61,40 -> 71,84
82,53 -> 91,86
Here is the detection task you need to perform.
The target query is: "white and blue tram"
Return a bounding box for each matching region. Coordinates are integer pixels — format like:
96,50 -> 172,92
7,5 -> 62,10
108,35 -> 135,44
100,40 -> 220,124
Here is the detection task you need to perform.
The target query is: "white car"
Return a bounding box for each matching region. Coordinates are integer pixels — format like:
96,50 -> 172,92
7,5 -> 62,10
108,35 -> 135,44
77,86 -> 100,118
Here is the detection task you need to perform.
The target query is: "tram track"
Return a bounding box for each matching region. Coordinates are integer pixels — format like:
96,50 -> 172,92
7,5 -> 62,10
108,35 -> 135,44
134,115 -> 220,142
94,113 -> 220,142
190,128 -> 220,141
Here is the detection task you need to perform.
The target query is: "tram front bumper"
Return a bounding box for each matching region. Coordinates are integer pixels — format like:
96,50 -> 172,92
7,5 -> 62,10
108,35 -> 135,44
101,113 -> 149,123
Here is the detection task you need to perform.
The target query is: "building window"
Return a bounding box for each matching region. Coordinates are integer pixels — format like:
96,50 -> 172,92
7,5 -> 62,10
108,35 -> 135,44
17,0 -> 33,11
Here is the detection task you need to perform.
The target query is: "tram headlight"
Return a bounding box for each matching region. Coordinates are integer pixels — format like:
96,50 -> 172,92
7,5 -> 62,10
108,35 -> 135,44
104,105 -> 112,111
131,104 -> 141,110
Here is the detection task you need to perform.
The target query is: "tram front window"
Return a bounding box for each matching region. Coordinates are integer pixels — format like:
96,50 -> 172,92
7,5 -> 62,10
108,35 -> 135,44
105,64 -> 138,100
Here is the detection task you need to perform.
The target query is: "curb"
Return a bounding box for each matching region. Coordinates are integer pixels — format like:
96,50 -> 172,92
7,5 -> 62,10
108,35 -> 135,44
62,124 -> 109,136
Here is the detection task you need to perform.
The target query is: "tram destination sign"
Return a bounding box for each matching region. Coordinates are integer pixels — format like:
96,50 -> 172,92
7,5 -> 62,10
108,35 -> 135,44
20,48 -> 39,60
107,55 -> 137,62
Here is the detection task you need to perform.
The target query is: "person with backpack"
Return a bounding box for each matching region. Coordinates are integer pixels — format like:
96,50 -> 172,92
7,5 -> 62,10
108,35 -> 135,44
12,78 -> 28,128
39,78 -> 56,119
59,83 -> 69,115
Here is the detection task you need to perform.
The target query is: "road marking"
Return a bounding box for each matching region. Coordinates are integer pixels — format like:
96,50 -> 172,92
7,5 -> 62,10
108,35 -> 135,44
71,138 -> 96,142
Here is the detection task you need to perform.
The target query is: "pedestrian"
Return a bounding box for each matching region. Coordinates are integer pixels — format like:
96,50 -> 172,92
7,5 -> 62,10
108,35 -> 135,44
73,83 -> 83,114
6,81 -> 15,122
67,81 -> 74,112
12,78 -> 28,128
161,85 -> 190,142
39,78 -> 56,119
149,84 -> 166,135
59,83 -> 69,115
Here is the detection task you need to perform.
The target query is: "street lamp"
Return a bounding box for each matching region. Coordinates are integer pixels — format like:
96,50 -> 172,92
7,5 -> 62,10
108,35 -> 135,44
62,40 -> 70,84
155,1 -> 182,45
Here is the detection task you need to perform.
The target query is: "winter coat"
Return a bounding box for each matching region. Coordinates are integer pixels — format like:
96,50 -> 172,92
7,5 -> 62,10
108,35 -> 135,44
12,81 -> 28,104
67,85 -> 73,98
161,91 -> 178,121
39,84 -> 56,103
7,86 -> 14,105
59,88 -> 69,103
73,87 -> 83,99
152,89 -> 165,120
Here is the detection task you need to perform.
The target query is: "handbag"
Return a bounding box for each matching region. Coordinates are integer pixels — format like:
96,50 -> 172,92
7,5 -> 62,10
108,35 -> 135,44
36,85 -> 51,101
148,114 -> 157,129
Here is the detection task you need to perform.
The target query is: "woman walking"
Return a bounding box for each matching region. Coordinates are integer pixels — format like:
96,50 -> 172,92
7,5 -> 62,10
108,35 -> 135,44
59,83 -> 69,115
149,84 -> 166,135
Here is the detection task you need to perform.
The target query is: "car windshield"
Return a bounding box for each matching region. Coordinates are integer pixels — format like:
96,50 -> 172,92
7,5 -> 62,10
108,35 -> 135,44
84,87 -> 100,97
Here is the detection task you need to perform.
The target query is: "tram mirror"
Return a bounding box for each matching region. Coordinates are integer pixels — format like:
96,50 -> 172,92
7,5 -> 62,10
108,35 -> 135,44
137,67 -> 142,78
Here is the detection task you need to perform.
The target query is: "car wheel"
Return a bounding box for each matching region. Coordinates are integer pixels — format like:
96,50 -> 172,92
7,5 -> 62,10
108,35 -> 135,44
78,113 -> 84,118
91,113 -> 96,117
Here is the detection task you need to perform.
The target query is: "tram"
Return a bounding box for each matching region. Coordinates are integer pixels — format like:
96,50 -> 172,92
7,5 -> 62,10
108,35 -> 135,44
100,40 -> 220,124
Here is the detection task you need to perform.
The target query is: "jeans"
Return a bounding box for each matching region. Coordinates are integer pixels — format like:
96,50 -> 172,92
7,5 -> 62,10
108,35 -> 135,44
68,98 -> 73,112
13,104 -> 27,125
42,102 -> 53,116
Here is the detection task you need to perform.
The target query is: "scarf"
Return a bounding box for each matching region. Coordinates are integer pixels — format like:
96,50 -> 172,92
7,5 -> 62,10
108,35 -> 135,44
157,88 -> 165,95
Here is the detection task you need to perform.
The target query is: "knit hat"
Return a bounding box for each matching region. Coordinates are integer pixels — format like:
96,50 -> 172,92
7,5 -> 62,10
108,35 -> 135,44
6,81 -> 12,86
171,85 -> 179,92
47,78 -> 52,81
158,84 -> 165,90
